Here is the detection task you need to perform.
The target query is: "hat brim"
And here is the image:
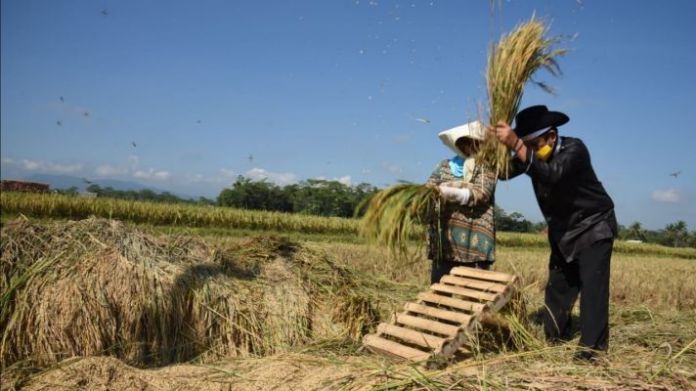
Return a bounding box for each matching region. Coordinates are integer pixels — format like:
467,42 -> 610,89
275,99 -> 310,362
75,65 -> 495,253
515,111 -> 569,135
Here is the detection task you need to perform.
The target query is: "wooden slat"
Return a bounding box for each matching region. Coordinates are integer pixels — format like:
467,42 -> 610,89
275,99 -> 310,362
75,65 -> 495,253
404,302 -> 473,325
363,268 -> 520,366
457,346 -> 472,354
395,313 -> 460,337
377,323 -> 445,349
363,334 -> 430,362
487,276 -> 519,312
440,275 -> 508,293
479,312 -> 509,330
449,267 -> 515,283
431,283 -> 498,302
417,292 -> 486,313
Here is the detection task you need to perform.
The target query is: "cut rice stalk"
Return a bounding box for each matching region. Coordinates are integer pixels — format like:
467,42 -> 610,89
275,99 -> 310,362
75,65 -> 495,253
478,17 -> 567,178
356,184 -> 440,257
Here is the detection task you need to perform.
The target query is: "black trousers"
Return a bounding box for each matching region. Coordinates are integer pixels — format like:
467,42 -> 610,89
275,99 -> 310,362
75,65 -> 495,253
431,259 -> 492,284
544,238 -> 613,351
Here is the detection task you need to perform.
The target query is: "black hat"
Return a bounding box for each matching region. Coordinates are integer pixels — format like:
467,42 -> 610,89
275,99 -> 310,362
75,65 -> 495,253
514,105 -> 569,140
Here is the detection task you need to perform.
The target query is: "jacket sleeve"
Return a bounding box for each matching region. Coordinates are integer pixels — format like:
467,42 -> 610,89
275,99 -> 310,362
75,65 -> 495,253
526,139 -> 590,185
498,155 -> 527,181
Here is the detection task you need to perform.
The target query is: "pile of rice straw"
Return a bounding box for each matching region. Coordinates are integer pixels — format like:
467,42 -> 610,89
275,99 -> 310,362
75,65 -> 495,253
1,217 -> 376,369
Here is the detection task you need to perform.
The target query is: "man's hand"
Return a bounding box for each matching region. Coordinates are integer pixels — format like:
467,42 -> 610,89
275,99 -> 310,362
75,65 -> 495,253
489,121 -> 519,149
489,120 -> 529,163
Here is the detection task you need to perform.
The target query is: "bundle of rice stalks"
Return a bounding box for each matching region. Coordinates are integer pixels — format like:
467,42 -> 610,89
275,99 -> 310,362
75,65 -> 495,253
2,218 -> 371,369
356,184 -> 440,257
330,291 -> 379,341
479,17 -> 567,177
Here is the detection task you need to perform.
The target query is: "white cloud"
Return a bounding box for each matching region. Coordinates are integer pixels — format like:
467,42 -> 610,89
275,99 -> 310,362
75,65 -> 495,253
22,160 -> 41,170
95,164 -> 128,177
1,158 -> 14,164
19,159 -> 82,174
133,168 -> 171,181
311,175 -> 352,186
245,167 -> 298,185
154,171 -> 170,180
187,168 -> 237,185
652,188 -> 682,203
93,156 -> 139,178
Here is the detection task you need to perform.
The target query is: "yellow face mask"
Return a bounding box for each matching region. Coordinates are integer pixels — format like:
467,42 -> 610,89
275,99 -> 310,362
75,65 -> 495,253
535,144 -> 553,161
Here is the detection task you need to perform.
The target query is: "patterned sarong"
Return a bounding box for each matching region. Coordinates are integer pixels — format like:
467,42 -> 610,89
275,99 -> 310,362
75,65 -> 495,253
426,159 -> 497,264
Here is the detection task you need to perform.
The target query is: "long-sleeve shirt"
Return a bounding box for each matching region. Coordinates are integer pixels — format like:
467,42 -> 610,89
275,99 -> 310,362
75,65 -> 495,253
426,159 -> 497,264
503,136 -> 617,261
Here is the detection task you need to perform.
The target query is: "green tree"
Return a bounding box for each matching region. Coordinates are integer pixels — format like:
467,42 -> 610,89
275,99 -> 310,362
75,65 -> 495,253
687,231 -> 696,248
664,220 -> 689,247
625,222 -> 646,241
216,176 -> 378,217
290,179 -> 354,217
217,176 -> 290,211
494,205 -> 538,232
86,184 -> 102,195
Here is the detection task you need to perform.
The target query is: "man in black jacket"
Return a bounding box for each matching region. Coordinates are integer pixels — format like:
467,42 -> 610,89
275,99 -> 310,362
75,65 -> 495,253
491,105 -> 617,361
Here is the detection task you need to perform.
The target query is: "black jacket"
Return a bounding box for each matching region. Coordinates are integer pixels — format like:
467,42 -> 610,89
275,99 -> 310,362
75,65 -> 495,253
505,136 -> 617,261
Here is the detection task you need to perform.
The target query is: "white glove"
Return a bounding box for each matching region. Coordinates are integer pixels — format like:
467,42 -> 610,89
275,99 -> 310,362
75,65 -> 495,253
439,185 -> 471,205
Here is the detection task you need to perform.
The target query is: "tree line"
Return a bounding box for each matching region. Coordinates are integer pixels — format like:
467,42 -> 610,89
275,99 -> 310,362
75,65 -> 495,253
54,177 -> 696,248
618,221 -> 696,248
216,176 -> 379,218
56,185 -> 215,205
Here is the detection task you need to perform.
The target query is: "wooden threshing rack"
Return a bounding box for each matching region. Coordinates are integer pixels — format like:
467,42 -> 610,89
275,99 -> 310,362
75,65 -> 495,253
363,267 -> 519,365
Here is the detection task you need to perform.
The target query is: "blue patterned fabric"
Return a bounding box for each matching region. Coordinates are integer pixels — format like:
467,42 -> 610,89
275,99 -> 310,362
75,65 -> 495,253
448,156 -> 466,178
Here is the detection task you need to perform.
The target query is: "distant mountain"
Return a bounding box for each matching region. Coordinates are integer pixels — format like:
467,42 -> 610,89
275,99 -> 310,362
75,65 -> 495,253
7,174 -> 197,200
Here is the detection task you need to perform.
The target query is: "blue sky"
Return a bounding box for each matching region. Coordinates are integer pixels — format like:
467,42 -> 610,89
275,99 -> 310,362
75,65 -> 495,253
2,0 -> 695,229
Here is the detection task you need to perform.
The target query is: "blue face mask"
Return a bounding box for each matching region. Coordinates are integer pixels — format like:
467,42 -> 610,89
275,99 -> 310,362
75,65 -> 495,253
448,156 -> 466,178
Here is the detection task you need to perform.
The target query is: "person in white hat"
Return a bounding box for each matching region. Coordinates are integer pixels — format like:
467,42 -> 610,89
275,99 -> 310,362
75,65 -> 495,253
426,120 -> 497,284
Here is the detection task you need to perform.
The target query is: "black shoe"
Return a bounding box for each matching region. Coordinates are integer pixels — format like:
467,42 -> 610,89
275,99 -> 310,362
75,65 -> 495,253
573,349 -> 601,364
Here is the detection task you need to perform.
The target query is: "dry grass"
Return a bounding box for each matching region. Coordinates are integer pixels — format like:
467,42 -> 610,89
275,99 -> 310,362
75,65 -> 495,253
1,220 -> 694,390
0,191 -> 357,234
479,16 -> 567,177
4,192 -> 695,260
357,184 -> 439,257
0,218 -> 384,373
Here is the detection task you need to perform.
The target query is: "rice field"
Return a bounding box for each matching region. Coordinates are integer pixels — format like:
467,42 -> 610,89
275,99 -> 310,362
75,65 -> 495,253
2,192 -> 695,260
1,215 -> 694,390
0,192 -> 356,234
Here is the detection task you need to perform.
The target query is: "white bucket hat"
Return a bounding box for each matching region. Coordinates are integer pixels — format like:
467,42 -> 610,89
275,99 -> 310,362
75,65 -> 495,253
438,120 -> 486,157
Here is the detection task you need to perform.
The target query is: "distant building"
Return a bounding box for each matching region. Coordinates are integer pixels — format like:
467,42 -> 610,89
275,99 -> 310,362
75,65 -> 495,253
625,240 -> 644,244
0,180 -> 50,193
